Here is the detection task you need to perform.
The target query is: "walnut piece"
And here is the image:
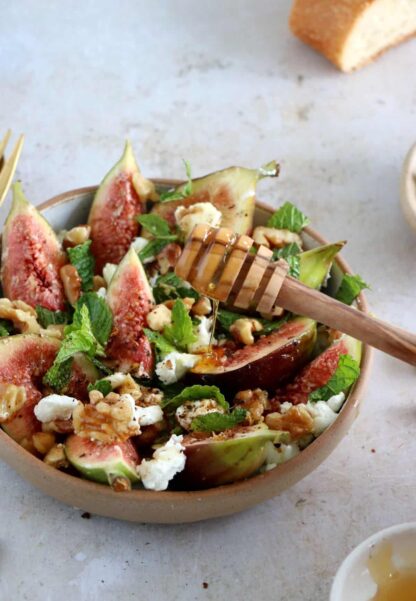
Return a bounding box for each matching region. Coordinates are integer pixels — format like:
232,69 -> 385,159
265,405 -> 314,440
0,383 -> 27,423
229,318 -> 263,346
0,298 -> 41,335
253,227 -> 302,249
60,264 -> 81,305
32,431 -> 56,455
63,225 -> 91,248
234,388 -> 269,425
146,304 -> 172,331
73,392 -> 141,443
191,296 -> 212,316
43,443 -> 69,469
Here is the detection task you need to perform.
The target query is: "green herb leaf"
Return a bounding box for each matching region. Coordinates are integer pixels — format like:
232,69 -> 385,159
335,274 -> 369,305
153,273 -> 199,304
272,243 -> 301,278
163,299 -> 197,351
36,306 -> 71,328
138,238 -> 175,263
159,159 -> 193,202
76,292 -> 113,347
309,354 -> 360,402
67,240 -> 95,292
143,328 -> 177,355
217,309 -> 289,336
90,356 -> 113,375
43,357 -> 73,391
87,378 -> 112,396
137,214 -> 172,238
191,407 -> 247,433
267,202 -> 310,233
164,384 -> 228,411
44,304 -> 105,390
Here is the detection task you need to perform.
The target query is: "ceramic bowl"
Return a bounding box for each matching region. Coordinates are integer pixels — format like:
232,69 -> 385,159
0,182 -> 372,523
331,522 -> 416,601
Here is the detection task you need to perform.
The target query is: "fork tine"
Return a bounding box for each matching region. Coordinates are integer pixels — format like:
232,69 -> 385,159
0,134 -> 24,206
0,129 -> 11,161
0,129 -> 12,170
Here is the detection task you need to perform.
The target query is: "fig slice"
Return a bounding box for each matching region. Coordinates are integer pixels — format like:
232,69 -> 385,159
190,317 -> 317,394
106,247 -> 154,377
65,434 -> 140,487
88,141 -> 156,272
273,334 -> 362,406
178,424 -> 290,489
152,161 -> 280,234
0,334 -> 60,444
299,242 -> 345,289
1,182 -> 66,310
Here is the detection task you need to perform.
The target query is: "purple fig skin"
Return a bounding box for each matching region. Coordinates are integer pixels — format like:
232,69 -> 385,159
190,317 -> 316,395
177,425 -> 289,489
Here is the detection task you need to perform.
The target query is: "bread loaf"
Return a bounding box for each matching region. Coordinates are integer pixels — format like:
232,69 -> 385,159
290,0 -> 416,72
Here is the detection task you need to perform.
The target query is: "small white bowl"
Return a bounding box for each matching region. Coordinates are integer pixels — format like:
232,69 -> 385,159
331,522 -> 416,601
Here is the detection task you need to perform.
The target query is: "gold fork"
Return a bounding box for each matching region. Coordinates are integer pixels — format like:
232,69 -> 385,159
0,130 -> 24,206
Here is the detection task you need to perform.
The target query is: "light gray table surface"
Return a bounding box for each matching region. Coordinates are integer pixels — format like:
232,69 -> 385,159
1,2 -> 416,600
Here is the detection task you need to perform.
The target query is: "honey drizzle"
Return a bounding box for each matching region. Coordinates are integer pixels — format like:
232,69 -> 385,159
368,540 -> 416,601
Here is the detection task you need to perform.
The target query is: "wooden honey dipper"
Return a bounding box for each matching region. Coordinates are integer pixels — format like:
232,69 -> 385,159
175,224 -> 416,367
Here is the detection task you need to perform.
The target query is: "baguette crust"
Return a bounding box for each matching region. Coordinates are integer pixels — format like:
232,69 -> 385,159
290,0 -> 416,72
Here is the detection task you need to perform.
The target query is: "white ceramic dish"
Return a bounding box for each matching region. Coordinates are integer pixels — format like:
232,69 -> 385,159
331,522 -> 416,601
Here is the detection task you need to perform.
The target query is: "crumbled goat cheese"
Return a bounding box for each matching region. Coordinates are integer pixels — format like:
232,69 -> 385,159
264,441 -> 300,470
119,394 -> 163,430
188,316 -> 216,353
34,394 -> 80,422
96,287 -> 107,298
327,391 -> 345,413
137,434 -> 186,491
155,352 -> 199,385
104,372 -> 133,389
279,402 -> 293,414
175,202 -> 222,239
176,399 -> 224,430
103,263 -> 117,285
130,236 -> 149,253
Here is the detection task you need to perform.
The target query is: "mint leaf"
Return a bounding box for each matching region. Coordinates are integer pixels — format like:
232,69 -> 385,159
190,407 -> 247,433
87,378 -> 112,396
217,309 -> 289,336
309,354 -> 360,402
138,238 -> 175,263
67,240 -> 95,292
36,305 -> 71,328
335,274 -> 369,305
143,328 -> 177,355
153,273 -> 199,304
272,243 -> 301,278
164,384 -> 228,411
163,299 -> 197,351
137,214 -> 173,238
44,304 -> 105,390
159,159 -> 193,202
267,202 -> 309,233
76,292 -> 113,347
43,357 -> 73,391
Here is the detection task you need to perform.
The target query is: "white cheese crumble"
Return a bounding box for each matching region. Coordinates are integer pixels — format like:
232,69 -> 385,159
130,236 -> 148,253
279,392 -> 346,437
188,316 -> 216,353
34,394 -> 80,423
119,394 -> 163,431
103,263 -> 117,285
96,287 -> 107,299
137,434 -> 186,491
176,399 -> 224,430
174,202 -> 222,239
155,352 -> 199,385
104,372 -> 132,389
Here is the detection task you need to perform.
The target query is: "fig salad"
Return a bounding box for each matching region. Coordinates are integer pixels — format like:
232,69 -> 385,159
0,142 -> 368,492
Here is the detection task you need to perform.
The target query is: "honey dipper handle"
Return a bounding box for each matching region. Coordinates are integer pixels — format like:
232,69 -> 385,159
278,277 -> 416,366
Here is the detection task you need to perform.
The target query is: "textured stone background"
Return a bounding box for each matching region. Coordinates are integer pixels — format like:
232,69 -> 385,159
1,1 -> 416,600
